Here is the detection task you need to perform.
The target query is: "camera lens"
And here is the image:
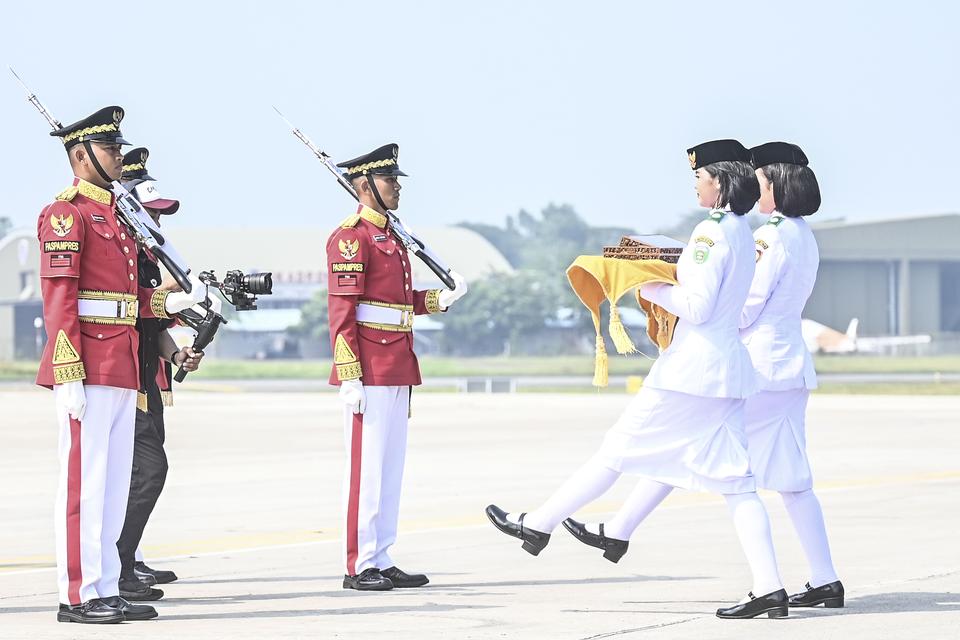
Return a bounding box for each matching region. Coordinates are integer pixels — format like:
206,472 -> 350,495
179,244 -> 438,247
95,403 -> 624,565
242,272 -> 273,295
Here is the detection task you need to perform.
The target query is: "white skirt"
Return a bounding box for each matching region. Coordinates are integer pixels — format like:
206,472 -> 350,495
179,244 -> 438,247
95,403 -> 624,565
595,387 -> 755,494
744,389 -> 813,491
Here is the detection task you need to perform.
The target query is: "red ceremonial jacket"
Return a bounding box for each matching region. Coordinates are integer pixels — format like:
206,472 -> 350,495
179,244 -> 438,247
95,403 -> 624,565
326,205 -> 443,386
36,178 -> 169,390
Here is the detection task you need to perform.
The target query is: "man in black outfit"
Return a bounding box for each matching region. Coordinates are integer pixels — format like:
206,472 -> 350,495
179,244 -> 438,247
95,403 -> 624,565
116,148 -> 207,601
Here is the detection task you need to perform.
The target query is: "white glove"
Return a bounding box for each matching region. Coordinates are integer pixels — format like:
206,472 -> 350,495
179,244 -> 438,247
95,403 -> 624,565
437,271 -> 468,310
339,379 -> 366,414
55,381 -> 87,421
165,274 -> 207,314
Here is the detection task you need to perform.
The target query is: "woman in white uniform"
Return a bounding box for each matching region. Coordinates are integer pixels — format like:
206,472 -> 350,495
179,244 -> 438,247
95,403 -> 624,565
741,142 -> 843,608
487,140 -> 789,619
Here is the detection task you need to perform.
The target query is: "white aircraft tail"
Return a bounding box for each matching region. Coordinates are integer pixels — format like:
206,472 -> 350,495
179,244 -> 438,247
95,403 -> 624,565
845,318 -> 859,340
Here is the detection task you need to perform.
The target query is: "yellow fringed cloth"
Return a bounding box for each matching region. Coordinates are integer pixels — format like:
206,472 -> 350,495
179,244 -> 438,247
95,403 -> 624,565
566,256 -> 679,387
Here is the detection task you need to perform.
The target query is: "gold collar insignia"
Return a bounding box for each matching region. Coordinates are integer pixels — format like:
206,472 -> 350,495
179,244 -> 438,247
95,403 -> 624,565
76,179 -> 113,205
358,206 -> 387,229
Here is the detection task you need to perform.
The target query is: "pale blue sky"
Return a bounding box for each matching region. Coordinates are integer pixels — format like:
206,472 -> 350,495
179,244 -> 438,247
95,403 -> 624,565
2,1 -> 957,234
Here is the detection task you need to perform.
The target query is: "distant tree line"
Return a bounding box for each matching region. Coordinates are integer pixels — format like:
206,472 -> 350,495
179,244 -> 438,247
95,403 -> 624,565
293,204 -> 754,356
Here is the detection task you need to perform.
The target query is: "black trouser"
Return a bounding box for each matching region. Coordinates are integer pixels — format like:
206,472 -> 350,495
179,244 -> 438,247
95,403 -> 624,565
116,403 -> 168,579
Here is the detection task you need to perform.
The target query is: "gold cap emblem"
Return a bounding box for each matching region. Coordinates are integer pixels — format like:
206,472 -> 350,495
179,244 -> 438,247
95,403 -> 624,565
688,151 -> 696,169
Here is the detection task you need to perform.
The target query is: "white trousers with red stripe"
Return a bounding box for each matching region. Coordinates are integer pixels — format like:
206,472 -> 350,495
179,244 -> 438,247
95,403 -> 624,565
53,385 -> 136,605
342,385 -> 409,576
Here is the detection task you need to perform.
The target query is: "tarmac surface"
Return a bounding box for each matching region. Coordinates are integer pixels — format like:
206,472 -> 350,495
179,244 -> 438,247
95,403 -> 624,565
0,389 -> 957,639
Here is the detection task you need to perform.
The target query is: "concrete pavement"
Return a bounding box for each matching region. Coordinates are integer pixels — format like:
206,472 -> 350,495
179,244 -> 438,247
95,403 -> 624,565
0,390 -> 957,638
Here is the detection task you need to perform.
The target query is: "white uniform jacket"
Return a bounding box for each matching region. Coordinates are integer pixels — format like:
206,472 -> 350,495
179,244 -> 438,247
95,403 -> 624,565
640,211 -> 758,399
739,214 -> 819,391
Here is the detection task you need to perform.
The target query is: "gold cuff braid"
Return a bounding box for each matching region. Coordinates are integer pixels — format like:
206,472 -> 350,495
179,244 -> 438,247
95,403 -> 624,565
150,290 -> 171,319
336,362 -> 363,381
425,289 -> 442,314
53,362 -> 86,384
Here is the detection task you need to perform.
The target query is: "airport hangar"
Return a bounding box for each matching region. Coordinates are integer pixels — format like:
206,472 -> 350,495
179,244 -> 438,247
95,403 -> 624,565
0,224 -> 513,360
1,213 -> 958,360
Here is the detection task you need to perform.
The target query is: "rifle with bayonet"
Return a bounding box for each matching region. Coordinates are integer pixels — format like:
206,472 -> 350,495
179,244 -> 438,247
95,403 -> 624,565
273,107 -> 457,290
9,67 -> 194,293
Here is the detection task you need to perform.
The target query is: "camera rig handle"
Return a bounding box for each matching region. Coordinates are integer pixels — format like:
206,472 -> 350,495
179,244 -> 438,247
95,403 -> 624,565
173,304 -> 226,383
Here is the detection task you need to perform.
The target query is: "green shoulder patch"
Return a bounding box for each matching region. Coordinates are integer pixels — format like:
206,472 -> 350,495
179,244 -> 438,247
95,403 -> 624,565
55,186 -> 79,202
693,236 -> 714,264
707,210 -> 725,222
340,213 -> 361,229
767,214 -> 785,227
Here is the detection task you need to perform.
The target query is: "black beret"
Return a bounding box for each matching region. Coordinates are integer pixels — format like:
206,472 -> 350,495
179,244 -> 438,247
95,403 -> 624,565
686,139 -> 750,170
750,142 -> 809,168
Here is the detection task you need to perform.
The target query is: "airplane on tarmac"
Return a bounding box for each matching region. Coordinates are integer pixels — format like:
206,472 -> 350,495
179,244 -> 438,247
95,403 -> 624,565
801,318 -> 932,354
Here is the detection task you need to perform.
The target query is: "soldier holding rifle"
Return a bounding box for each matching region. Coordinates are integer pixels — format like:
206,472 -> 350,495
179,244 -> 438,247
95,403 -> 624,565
326,144 -> 468,590
36,107 -> 205,624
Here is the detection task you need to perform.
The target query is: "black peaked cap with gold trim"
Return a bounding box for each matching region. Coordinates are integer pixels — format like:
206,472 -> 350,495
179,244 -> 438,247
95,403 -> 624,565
750,142 -> 809,168
337,143 -> 407,180
51,106 -> 130,150
121,147 -> 155,182
687,139 -> 750,170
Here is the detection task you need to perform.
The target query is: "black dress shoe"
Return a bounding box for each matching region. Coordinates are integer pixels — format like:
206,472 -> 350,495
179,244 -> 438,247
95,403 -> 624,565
57,599 -> 124,624
119,577 -> 164,601
789,580 -> 844,608
342,568 -> 394,591
561,518 -> 629,563
381,566 -> 429,588
102,596 -> 158,621
716,589 -> 789,619
485,505 -> 550,556
134,561 -> 178,585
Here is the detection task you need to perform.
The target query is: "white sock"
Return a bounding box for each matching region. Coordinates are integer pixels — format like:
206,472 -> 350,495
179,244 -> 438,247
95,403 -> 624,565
781,489 -> 839,587
585,522 -> 601,535
724,492 -> 783,597
604,479 -> 673,540
522,458 -> 621,533
506,512 -> 522,525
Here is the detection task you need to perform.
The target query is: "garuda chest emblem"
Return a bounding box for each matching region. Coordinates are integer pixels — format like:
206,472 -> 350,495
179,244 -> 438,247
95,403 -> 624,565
51,213 -> 74,237
339,238 -> 360,260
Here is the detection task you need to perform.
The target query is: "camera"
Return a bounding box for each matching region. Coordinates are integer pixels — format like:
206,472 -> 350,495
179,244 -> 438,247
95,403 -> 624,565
200,269 -> 273,311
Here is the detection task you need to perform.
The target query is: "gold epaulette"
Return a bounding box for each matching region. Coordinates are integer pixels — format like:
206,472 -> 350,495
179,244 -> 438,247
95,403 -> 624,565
340,214 -> 361,228
55,186 -> 79,202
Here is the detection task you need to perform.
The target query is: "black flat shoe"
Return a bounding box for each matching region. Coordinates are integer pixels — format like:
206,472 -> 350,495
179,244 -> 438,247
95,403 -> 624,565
789,580 -> 844,608
381,566 -> 429,588
102,596 -> 158,621
57,599 -> 124,624
118,577 -> 164,601
343,568 -> 394,591
716,589 -> 789,619
485,504 -> 550,556
134,561 -> 178,585
561,518 -> 629,563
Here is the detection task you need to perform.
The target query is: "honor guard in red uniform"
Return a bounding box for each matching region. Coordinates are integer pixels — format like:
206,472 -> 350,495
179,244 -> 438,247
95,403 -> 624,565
326,144 -> 468,590
37,108 -> 204,624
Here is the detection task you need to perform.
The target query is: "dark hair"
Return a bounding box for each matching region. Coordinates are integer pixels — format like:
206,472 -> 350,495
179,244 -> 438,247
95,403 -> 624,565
760,163 -> 821,217
704,161 -> 759,215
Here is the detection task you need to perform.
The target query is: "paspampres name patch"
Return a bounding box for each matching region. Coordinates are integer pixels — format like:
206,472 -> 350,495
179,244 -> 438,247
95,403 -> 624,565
44,240 -> 80,253
331,262 -> 365,273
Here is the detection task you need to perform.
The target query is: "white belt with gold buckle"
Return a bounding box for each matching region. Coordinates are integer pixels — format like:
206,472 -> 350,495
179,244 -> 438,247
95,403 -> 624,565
77,299 -> 138,323
356,303 -> 413,330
